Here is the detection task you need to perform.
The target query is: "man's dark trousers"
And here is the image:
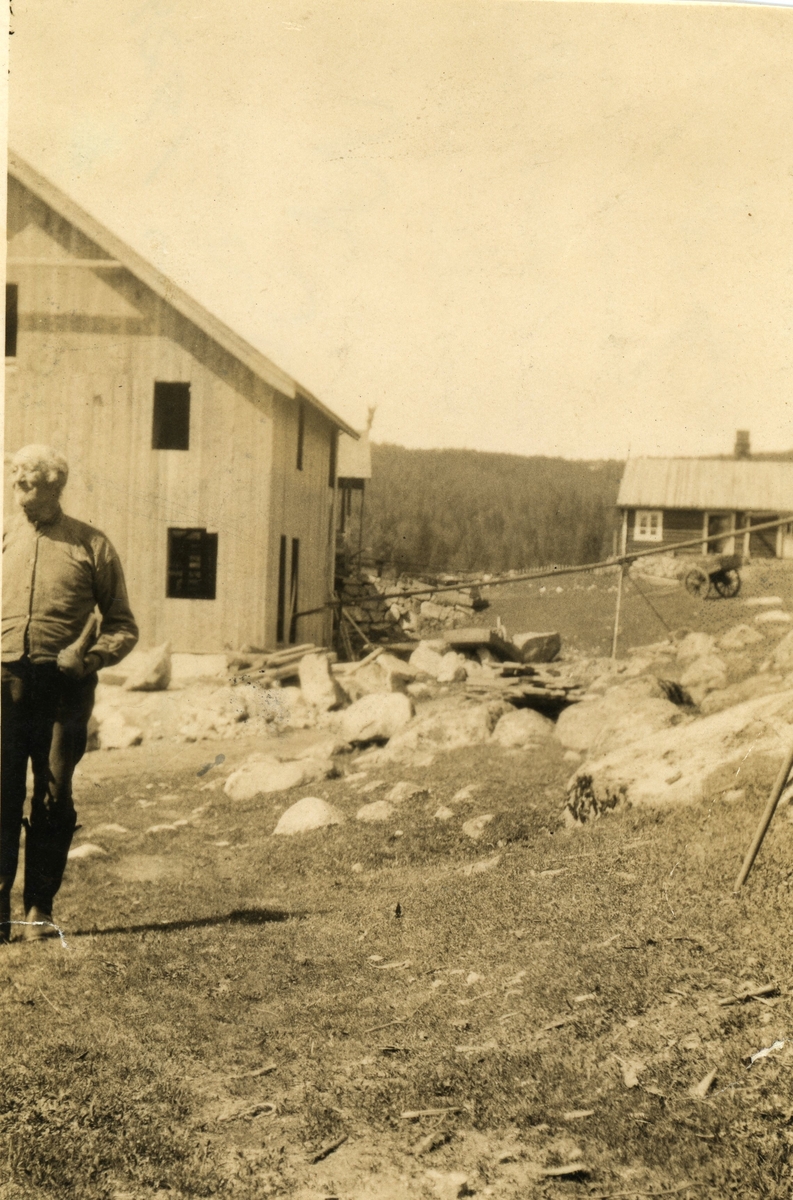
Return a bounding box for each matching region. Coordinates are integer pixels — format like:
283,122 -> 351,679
1,659 -> 96,917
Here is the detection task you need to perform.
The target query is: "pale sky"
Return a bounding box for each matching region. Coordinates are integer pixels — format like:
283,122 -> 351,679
8,1 -> 793,459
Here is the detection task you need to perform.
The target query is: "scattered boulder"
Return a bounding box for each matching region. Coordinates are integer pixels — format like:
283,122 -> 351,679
123,643 -> 172,691
698,673 -> 786,715
277,686 -> 317,729
273,797 -> 344,835
91,709 -> 143,750
409,643 -> 446,679
719,623 -> 764,651
491,708 -> 554,747
745,596 -> 783,607
356,800 -> 396,822
555,688 -> 686,756
68,843 -> 107,860
512,631 -> 562,663
224,755 -> 334,801
434,806 -> 455,821
386,781 -> 430,803
340,692 -> 415,745
407,681 -> 434,701
462,813 -> 494,840
298,652 -> 345,711
566,688 -> 793,821
679,654 -> 728,703
385,699 -> 509,761
436,652 -> 468,684
755,610 -> 791,625
772,630 -> 793,672
675,632 -> 716,664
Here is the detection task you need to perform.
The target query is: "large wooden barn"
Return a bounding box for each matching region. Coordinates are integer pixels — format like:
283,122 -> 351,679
617,447 -> 793,560
5,151 -> 359,653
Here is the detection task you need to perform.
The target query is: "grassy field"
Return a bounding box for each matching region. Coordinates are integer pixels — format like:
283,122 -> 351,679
2,563 -> 793,1199
482,558 -> 793,657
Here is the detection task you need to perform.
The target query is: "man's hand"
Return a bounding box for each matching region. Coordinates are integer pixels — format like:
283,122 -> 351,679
57,645 -> 88,677
57,648 -> 102,678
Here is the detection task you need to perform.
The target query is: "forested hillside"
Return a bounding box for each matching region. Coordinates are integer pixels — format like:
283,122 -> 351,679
363,444 -> 625,574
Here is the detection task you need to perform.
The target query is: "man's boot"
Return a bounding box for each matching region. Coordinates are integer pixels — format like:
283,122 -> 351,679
0,877 -> 12,944
22,810 -> 76,941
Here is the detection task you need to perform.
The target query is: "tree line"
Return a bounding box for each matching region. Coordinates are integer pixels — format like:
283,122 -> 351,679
363,443 -> 625,575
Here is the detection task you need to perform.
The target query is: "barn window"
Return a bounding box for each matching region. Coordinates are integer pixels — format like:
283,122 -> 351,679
167,528 -> 217,599
153,382 -> 191,450
296,401 -> 305,470
634,509 -> 663,542
5,284 -> 18,358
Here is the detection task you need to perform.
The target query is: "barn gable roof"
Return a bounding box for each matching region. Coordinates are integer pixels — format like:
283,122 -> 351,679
7,150 -> 358,439
618,457 -> 793,512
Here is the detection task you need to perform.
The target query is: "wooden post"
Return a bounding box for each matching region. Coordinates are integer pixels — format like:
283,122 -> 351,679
733,739 -> 793,890
611,562 -> 625,659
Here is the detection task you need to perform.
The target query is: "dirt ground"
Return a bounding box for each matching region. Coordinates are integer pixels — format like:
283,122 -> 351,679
2,565 -> 793,1199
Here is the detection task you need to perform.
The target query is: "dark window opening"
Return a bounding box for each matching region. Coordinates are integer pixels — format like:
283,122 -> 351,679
5,284 -> 18,358
296,401 -> 305,470
167,528 -> 217,599
153,382 -> 191,450
276,534 -> 287,643
328,428 -> 338,488
289,537 -> 300,643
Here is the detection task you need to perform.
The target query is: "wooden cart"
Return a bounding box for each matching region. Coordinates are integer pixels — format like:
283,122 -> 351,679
683,553 -> 743,599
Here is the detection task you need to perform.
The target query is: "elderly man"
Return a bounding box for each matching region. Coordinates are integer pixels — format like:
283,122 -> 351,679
2,445 -> 138,942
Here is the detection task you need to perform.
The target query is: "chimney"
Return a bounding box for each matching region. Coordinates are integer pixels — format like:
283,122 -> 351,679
734,430 -> 751,460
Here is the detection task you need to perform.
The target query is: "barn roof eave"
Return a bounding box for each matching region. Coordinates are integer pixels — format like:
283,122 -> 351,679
7,150 -> 359,439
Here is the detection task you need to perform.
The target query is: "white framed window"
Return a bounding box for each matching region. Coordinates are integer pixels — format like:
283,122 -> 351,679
634,509 -> 663,542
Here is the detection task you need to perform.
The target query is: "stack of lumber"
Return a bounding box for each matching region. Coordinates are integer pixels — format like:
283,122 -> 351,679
466,662 -> 587,706
229,643 -> 326,686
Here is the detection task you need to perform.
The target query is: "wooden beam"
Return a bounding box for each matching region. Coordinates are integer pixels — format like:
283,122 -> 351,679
6,257 -> 123,268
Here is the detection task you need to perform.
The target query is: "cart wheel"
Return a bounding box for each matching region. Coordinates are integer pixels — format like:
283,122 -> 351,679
684,567 -> 710,598
713,569 -> 741,599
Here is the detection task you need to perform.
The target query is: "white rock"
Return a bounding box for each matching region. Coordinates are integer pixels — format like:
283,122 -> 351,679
356,800 -> 396,822
452,784 -> 480,802
555,690 -> 685,755
273,797 -> 344,835
340,692 -> 414,745
434,806 -> 455,821
89,823 -> 129,836
680,655 -> 728,701
460,854 -> 501,875
406,681 -> 434,701
94,709 -> 144,750
718,623 -> 765,651
462,813 -> 494,840
409,643 -> 446,679
68,843 -> 107,859
425,1170 -> 472,1200
721,788 -> 746,803
123,643 -> 172,691
436,652 -> 468,684
755,610 -> 791,625
224,756 -> 333,801
298,652 -> 344,711
567,688 -> 793,820
277,686 -> 318,728
385,699 -> 507,760
386,780 -> 430,803
676,632 -> 716,664
491,708 -> 554,747
512,631 -> 561,663
745,596 -> 784,607
773,630 -> 793,672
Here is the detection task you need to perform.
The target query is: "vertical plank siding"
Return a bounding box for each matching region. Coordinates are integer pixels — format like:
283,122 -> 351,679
5,177 -> 340,651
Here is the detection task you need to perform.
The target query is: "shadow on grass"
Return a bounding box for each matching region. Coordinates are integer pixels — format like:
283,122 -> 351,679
70,907 -> 306,938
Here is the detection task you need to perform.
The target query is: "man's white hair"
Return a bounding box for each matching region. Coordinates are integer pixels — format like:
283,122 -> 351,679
11,444 -> 69,490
